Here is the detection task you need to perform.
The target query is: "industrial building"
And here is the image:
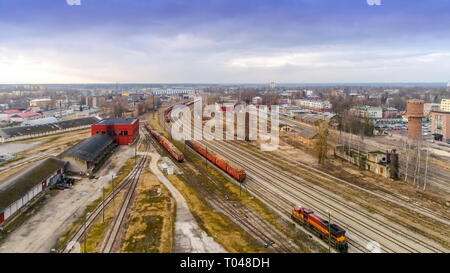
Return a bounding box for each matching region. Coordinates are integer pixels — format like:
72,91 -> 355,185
407,99 -> 424,141
431,111 -> 450,143
29,98 -> 53,110
334,146 -> 399,180
59,134 -> 116,175
0,157 -> 66,226
0,116 -> 100,143
91,118 -> 139,145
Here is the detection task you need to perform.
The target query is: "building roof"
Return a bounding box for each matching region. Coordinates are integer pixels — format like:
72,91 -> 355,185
0,116 -> 100,139
21,117 -> 58,126
0,157 -> 66,212
3,109 -> 21,115
95,118 -> 138,125
10,112 -> 41,118
59,134 -> 114,162
296,113 -> 325,123
294,127 -> 318,139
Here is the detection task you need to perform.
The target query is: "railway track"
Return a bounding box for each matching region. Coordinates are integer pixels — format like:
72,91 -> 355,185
168,104 -> 447,253
146,123 -> 299,253
232,141 -> 450,226
101,128 -> 150,253
204,139 -> 445,253
63,132 -> 149,253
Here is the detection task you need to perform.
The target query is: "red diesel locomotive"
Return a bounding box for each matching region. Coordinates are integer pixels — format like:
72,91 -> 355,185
291,206 -> 348,253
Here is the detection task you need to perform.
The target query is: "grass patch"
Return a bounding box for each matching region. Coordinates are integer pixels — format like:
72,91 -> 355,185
121,169 -> 175,253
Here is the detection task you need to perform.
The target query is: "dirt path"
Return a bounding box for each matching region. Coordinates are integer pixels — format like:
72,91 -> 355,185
149,152 -> 226,253
0,146 -> 134,253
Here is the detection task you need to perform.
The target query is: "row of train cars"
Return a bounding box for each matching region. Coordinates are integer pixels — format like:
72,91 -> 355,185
144,103 -> 349,253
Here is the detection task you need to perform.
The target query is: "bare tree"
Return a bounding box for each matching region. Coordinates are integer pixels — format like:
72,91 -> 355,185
314,121 -> 329,165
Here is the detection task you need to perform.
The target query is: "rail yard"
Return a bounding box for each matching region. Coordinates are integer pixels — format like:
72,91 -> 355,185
3,3 -> 450,272
0,93 -> 449,255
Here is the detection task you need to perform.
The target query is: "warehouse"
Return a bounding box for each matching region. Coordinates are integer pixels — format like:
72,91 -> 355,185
0,116 -> 100,143
59,134 -> 116,175
91,118 -> 139,145
0,157 -> 66,226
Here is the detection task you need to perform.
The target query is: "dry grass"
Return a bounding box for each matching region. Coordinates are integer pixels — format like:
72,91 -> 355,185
167,174 -> 268,253
121,169 -> 175,253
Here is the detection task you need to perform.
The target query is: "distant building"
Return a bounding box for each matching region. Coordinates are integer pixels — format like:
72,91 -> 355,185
441,99 -> 450,112
150,88 -> 195,96
21,117 -> 58,127
252,96 -> 263,105
30,98 -> 53,110
431,111 -> 450,143
334,147 -> 399,180
382,107 -> 399,119
353,106 -> 383,119
424,103 -> 441,116
9,111 -> 41,123
294,99 -> 332,112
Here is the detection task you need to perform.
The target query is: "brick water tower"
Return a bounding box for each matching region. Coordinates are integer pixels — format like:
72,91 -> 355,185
407,99 -> 424,141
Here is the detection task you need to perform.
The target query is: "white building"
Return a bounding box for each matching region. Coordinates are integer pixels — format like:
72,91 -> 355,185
353,106 -> 383,119
252,96 -> 263,105
294,99 -> 332,112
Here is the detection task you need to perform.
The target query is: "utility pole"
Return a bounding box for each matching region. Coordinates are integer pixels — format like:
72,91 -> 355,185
404,141 -> 410,182
423,149 -> 430,190
83,215 -> 88,253
102,189 -> 105,224
111,174 -> 115,206
328,211 -> 331,253
423,148 -> 429,191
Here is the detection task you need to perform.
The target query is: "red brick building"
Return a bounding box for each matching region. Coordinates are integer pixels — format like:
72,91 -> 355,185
91,118 -> 139,145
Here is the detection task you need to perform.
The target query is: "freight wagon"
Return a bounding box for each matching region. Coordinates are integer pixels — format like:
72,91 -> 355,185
164,106 -> 173,123
185,140 -> 246,182
291,206 -> 348,253
144,124 -> 184,162
163,100 -> 195,124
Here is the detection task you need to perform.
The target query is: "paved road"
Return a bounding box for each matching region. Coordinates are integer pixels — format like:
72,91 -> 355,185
149,152 -> 226,253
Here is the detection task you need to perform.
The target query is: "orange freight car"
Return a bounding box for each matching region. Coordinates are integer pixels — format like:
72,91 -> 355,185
145,124 -> 184,162
186,140 -> 246,182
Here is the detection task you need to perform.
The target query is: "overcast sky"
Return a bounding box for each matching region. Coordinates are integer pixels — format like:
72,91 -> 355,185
1,0 -> 449,84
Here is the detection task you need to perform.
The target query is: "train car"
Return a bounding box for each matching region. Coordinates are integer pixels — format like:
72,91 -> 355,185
160,137 -> 184,162
186,140 -> 246,182
164,106 -> 173,123
144,124 -> 184,162
291,206 -> 348,253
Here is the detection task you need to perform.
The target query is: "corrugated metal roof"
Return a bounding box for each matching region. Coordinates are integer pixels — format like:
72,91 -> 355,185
0,117 -> 99,139
0,157 -> 66,212
59,134 -> 114,162
21,117 -> 58,126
